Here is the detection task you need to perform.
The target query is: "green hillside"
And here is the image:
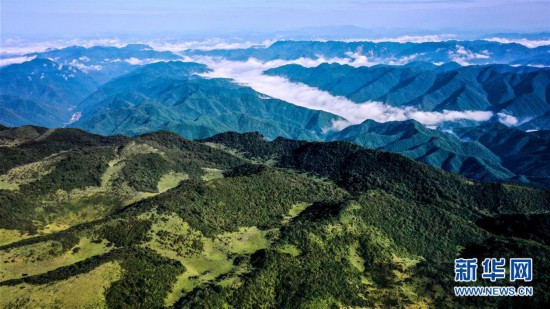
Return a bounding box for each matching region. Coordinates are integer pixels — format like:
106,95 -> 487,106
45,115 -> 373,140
1,126 -> 549,308
456,122 -> 550,185
265,63 -> 550,128
328,119 -> 519,183
71,61 -> 343,141
326,119 -> 550,188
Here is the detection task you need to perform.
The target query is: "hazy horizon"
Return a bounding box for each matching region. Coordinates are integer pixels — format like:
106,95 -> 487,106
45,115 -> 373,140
2,0 -> 549,39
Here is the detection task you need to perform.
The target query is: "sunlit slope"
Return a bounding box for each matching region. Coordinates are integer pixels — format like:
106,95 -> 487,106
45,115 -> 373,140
0,127 -> 549,308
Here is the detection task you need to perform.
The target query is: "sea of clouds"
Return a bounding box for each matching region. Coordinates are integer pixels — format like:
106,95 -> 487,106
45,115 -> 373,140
0,35 -> 536,130
184,56 -> 496,130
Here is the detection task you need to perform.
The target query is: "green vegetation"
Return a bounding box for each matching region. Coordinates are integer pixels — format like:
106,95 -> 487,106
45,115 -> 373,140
122,152 -> 172,192
1,128 -> 549,308
106,248 -> 185,308
147,166 -> 348,237
0,261 -> 122,308
158,172 -> 189,192
0,155 -> 61,190
20,147 -> 116,194
0,237 -> 111,282
70,62 -> 342,141
0,128 -> 127,174
99,219 -> 152,247
0,128 -> 246,238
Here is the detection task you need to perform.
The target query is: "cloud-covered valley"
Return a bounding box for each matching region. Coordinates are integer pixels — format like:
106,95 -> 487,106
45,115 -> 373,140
186,56 -> 495,130
2,36 -> 545,131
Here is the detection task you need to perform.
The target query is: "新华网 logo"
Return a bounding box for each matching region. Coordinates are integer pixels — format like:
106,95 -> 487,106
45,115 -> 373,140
453,257 -> 533,297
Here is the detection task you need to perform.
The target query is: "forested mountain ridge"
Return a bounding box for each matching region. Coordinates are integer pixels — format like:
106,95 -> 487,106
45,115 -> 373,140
265,62 -> 550,128
30,44 -> 182,83
0,58 -> 100,128
2,46 -> 550,189
187,40 -> 550,66
325,119 -> 550,188
1,126 -> 548,308
69,61 -> 343,140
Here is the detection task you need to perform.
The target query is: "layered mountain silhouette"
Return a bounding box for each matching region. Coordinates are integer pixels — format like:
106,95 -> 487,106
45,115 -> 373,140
327,119 -> 550,188
188,40 -> 550,66
1,38 -> 550,307
1,43 -> 550,189
266,62 -> 550,129
30,44 -> 181,83
0,58 -> 99,127
1,45 -> 181,128
456,122 -> 550,185
69,61 -> 342,140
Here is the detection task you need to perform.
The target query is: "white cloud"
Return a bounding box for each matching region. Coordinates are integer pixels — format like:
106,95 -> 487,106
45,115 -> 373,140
497,113 -> 519,126
69,59 -> 102,72
527,64 -> 550,68
0,56 -> 36,66
448,45 -> 490,65
147,39 -> 275,52
367,34 -> 457,43
67,112 -> 82,125
0,38 -> 126,56
386,53 -> 425,65
104,58 -> 122,63
484,37 -> 550,48
0,37 -> 277,58
124,57 -> 167,65
185,56 -> 494,131
343,51 -> 380,66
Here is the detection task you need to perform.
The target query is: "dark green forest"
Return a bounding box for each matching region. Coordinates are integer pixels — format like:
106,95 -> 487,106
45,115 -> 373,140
0,126 -> 548,308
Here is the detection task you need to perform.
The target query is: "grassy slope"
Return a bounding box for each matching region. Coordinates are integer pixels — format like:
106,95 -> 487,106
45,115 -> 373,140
0,128 -> 549,308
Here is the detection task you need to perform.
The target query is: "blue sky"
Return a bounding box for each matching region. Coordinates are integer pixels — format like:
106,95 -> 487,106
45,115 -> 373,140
2,0 -> 549,38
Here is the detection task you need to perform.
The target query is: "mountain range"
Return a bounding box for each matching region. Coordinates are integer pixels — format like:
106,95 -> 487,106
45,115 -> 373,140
69,61 -> 342,140
265,62 -> 550,130
30,44 -> 181,83
187,40 -> 550,66
0,58 -> 99,128
0,126 -> 548,307
327,119 -> 550,188
1,38 -> 550,307
1,43 -> 550,189
0,44 -> 180,128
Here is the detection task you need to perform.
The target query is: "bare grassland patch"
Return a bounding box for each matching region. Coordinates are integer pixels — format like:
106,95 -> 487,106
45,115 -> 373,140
0,261 -> 122,308
0,237 -> 112,281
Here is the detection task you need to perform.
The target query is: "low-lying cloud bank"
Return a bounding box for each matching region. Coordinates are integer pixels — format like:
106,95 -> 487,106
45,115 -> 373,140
0,38 -> 274,57
0,38 -> 126,56
497,113 -> 520,126
448,45 -> 490,66
1,38 -> 531,130
123,57 -> 169,65
484,37 -> 550,48
2,34 -> 549,60
0,56 -> 37,66
186,56 -> 495,130
366,34 -> 457,43
147,39 -> 275,52
348,35 -> 550,48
